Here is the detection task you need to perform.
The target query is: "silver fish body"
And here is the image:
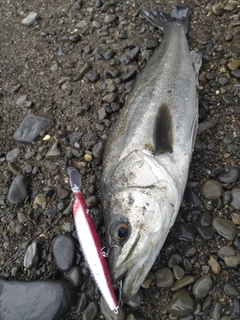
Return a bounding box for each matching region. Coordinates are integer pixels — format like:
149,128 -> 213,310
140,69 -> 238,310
101,4 -> 201,301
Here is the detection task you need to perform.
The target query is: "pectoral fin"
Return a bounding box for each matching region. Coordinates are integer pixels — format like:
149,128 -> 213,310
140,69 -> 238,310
154,103 -> 173,154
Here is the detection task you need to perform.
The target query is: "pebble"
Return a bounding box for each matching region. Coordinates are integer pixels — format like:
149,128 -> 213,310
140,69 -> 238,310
65,266 -> 81,287
230,189 -> 240,210
231,212 -> 240,225
168,289 -> 195,316
92,141 -> 104,158
76,20 -> 87,28
53,235 -> 75,271
227,60 -> 240,71
86,73 -> 99,83
57,188 -> 69,200
202,295 -> 213,311
194,221 -> 215,240
18,212 -> 28,223
76,293 -> 88,313
0,278 -> 75,320
200,180 -> 222,200
69,34 -> 81,43
126,312 -> 145,320
212,3 -> 224,15
46,143 -> 61,159
16,95 -> 27,106
168,253 -> 183,268
173,265 -> 185,280
183,244 -> 197,257
155,267 -> 174,288
221,94 -> 235,106
192,275 -> 213,299
170,275 -> 195,291
23,242 -> 39,268
208,255 -> 221,275
104,14 -> 116,25
7,174 -> 29,205
218,167 -> 239,183
211,302 -> 222,320
103,50 -> 116,60
224,283 -> 239,298
103,92 -> 118,103
82,302 -> 98,320
212,217 -> 237,240
231,299 -> 240,318
21,12 -> 38,26
197,120 -> 217,134
34,194 -> 47,207
6,148 -> 20,163
224,256 -> 240,267
43,208 -> 58,216
217,246 -> 235,260
127,290 -> 144,307
199,211 -> 211,227
62,222 -> 72,232
14,114 -> 53,144
69,133 -> 83,145
99,296 -> 125,320
171,222 -> 196,242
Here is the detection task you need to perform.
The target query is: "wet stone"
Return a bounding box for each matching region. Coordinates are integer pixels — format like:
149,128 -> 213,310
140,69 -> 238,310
171,222 -> 196,242
23,242 -> 39,268
194,221 -> 215,240
98,106 -> 107,121
199,211 -> 212,227
230,189 -> 240,210
211,302 -> 222,320
168,253 -> 183,268
43,207 -> 58,216
208,255 -> 221,275
46,143 -> 61,159
168,289 -> 195,316
221,94 -> 235,106
224,283 -> 239,298
126,311 -> 145,320
17,212 -> 28,223
53,235 -> 75,271
7,174 -> 29,205
224,256 -> 240,267
227,60 -> 240,71
182,244 -> 197,257
218,167 -> 239,183
212,217 -> 237,240
223,191 -> 232,205
14,114 -> 53,144
76,293 -> 88,313
231,299 -> 240,319
21,12 -> 38,26
69,133 -> 83,145
192,275 -> 213,299
202,295 -> 213,311
197,120 -> 217,134
173,265 -> 185,280
155,267 -> 174,288
200,180 -> 222,200
231,212 -> 240,225
65,266 -> 81,287
6,148 -> 20,163
231,70 -> 240,79
170,275 -> 195,291
0,278 -> 75,320
104,14 -> 116,25
212,3 -> 224,15
218,77 -> 229,86
217,246 -> 236,260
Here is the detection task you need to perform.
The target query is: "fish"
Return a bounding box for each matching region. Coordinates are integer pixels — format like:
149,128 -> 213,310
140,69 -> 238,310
100,4 -> 202,302
67,167 -> 119,313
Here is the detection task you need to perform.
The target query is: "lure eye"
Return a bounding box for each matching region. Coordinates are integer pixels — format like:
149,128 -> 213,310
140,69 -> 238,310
113,223 -> 129,242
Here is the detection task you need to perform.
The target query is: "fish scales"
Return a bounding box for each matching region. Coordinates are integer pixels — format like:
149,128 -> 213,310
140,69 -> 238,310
101,4 -> 201,302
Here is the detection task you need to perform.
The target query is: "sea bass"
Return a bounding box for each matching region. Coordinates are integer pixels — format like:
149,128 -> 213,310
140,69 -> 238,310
101,4 -> 201,301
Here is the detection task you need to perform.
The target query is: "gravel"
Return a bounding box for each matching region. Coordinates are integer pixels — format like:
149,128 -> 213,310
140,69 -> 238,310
1,0 -> 240,319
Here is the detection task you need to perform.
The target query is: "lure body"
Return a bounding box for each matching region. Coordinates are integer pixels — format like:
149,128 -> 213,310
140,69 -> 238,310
68,168 -> 118,313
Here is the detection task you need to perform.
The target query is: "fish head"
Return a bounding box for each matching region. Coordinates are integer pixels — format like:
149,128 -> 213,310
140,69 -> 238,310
103,155 -> 179,301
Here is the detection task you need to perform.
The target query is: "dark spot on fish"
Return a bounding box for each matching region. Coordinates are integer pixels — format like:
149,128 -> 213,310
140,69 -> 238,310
154,103 -> 173,154
128,193 -> 134,205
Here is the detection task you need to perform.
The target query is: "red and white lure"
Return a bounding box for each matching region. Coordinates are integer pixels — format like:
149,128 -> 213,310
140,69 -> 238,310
67,167 -> 119,314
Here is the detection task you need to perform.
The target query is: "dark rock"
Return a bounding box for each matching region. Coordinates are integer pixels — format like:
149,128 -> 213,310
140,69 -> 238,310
69,34 -> 81,42
69,133 -> 83,145
82,302 -> 98,320
168,289 -> 195,316
53,235 -> 75,271
43,208 -> 58,216
192,275 -> 213,299
7,174 -> 29,205
6,148 -> 21,163
65,266 -> 82,287
218,167 -> 239,183
14,114 -> 54,144
155,267 -> 174,288
0,278 -> 75,320
76,293 -> 88,313
220,94 -> 235,106
23,242 -> 39,268
171,222 -> 196,242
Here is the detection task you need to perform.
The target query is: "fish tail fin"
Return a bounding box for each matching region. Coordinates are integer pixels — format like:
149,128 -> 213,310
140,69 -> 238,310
140,3 -> 190,34
67,167 -> 81,192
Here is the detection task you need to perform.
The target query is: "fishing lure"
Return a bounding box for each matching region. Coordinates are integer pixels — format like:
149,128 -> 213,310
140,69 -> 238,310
67,167 -> 119,314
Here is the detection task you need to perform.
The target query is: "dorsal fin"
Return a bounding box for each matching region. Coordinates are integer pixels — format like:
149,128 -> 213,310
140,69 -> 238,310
154,103 -> 173,154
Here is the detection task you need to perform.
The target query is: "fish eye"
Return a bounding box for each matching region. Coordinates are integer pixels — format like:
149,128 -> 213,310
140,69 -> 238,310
113,223 -> 129,242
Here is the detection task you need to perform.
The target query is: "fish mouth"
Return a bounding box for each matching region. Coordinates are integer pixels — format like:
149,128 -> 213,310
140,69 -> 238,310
109,229 -> 159,302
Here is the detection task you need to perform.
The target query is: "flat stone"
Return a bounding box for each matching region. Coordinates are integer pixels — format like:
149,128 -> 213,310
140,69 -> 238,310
197,120 -> 217,134
7,174 -> 29,205
170,275 -> 195,291
16,95 -> 28,106
168,289 -> 195,316
155,267 -> 174,288
224,256 -> 240,267
208,255 -> 221,275
221,94 -> 235,106
224,283 -> 239,298
76,20 -> 87,28
102,92 -> 118,103
46,143 -> 61,159
53,235 -> 75,271
21,12 -> 38,26
6,148 -> 21,163
192,275 -> 213,299
218,167 -> 239,183
104,14 -> 116,25
230,189 -> 240,210
0,278 -> 75,320
14,114 -> 54,144
194,221 -> 216,240
24,242 -> 39,268
171,222 -> 196,242
217,246 -> 236,260
200,180 -> 222,200
212,217 -> 237,240
65,266 -> 82,287
227,60 -> 240,71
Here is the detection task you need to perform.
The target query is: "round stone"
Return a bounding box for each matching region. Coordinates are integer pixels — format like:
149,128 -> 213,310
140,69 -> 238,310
155,267 -> 174,288
192,275 -> 213,299
168,289 -> 195,316
53,235 -> 75,271
200,180 -> 222,200
212,217 -> 237,240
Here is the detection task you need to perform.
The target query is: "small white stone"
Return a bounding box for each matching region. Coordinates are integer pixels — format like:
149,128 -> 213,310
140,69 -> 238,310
21,12 -> 38,26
